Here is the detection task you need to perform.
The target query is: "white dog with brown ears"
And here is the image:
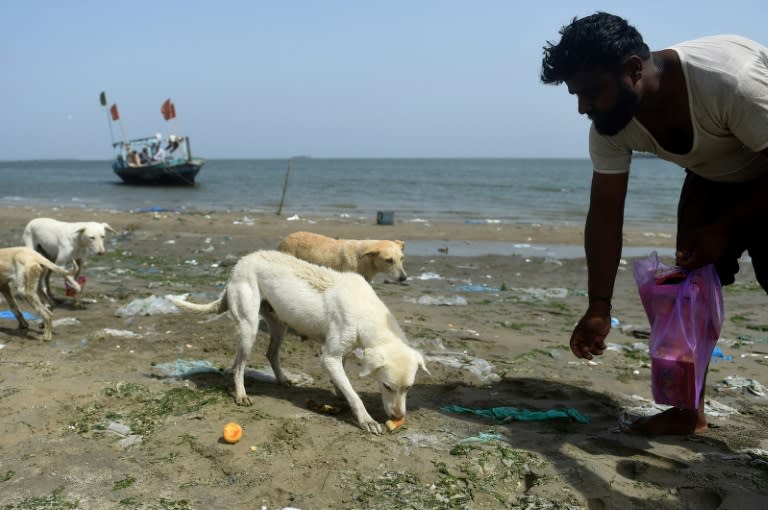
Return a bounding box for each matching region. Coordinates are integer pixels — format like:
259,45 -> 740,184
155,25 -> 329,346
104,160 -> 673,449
169,250 -> 428,434
277,231 -> 407,283
0,247 -> 80,341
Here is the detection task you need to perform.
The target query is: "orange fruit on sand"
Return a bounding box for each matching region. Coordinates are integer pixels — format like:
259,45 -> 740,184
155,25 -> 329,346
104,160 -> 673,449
222,422 -> 243,444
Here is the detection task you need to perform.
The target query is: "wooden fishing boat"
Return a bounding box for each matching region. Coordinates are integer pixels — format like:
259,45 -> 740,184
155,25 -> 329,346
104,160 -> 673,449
112,135 -> 205,185
101,93 -> 205,185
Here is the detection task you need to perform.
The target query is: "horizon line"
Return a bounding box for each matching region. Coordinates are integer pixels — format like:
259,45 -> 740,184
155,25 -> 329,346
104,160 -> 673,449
0,155 -> 597,163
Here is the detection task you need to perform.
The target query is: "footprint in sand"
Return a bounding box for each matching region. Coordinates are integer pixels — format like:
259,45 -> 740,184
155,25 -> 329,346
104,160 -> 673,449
569,438 -> 723,509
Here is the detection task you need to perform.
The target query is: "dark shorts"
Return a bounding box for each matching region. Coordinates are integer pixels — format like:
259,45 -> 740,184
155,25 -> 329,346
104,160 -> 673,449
677,170 -> 768,292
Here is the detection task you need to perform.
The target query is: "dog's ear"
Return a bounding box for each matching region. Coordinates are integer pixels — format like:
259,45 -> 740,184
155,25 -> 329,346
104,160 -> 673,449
359,346 -> 386,377
362,248 -> 380,259
395,240 -> 405,250
414,349 -> 430,376
103,223 -> 116,234
76,227 -> 87,236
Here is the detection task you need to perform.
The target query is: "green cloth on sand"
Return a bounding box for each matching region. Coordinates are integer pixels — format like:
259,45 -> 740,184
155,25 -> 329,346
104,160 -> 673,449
442,405 -> 590,424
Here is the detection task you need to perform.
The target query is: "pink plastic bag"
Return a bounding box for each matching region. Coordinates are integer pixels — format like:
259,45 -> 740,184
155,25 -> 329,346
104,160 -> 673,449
633,252 -> 723,409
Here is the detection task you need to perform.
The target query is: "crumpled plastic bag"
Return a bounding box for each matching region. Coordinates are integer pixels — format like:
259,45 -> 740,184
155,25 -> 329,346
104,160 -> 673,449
114,294 -> 187,317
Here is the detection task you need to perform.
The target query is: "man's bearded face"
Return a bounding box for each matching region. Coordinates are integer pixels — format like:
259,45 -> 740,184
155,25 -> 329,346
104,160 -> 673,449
589,80 -> 639,136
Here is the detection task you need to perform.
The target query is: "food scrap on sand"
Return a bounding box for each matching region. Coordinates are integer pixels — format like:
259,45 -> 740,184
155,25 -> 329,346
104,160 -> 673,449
222,422 -> 243,444
385,417 -> 405,432
307,399 -> 342,415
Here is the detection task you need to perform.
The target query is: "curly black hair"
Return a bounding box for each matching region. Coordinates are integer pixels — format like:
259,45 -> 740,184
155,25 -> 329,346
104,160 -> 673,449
541,12 -> 650,85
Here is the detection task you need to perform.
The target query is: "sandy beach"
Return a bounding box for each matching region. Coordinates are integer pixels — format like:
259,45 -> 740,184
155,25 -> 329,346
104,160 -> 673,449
1,205 -> 766,509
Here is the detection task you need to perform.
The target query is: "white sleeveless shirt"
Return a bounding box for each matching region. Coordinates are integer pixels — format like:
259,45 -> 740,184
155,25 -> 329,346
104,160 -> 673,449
589,35 -> 768,182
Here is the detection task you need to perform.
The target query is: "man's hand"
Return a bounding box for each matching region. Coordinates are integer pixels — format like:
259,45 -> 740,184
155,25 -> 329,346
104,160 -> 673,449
676,220 -> 731,270
569,307 -> 611,360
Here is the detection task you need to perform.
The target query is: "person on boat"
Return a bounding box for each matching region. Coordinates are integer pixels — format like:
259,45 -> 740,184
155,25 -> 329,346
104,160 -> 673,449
126,148 -> 142,167
152,145 -> 167,162
540,12 -> 768,435
165,135 -> 186,159
146,133 -> 165,162
139,148 -> 151,165
165,134 -> 181,155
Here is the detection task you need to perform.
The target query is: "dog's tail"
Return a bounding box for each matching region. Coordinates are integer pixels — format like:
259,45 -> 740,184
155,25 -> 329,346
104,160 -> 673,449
37,255 -> 81,294
168,292 -> 229,315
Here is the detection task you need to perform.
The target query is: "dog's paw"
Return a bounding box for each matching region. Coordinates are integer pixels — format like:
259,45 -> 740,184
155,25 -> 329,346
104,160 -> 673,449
235,395 -> 254,406
359,418 -> 384,435
275,375 -> 294,387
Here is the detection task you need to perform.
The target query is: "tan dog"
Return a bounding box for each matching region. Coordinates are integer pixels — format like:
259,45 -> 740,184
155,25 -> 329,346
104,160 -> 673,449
277,231 -> 407,282
0,247 -> 80,341
169,250 -> 428,434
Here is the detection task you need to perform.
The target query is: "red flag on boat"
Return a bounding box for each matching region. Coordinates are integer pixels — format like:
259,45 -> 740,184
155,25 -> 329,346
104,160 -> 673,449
110,104 -> 119,121
169,102 -> 176,120
161,98 -> 173,121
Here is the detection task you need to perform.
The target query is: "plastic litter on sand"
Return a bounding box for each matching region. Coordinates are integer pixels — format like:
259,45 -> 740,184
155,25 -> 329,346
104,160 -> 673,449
0,310 -> 40,321
404,295 -> 468,306
114,294 -> 188,317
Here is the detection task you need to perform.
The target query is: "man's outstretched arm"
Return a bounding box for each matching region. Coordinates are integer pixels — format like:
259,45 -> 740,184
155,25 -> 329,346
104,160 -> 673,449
570,171 -> 629,359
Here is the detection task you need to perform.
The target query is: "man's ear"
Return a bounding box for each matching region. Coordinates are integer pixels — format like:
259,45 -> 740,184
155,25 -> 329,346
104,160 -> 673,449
624,55 -> 644,84
359,346 -> 386,377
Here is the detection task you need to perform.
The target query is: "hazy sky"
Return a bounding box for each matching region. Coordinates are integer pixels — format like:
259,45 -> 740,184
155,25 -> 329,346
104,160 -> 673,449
1,1 -> 765,160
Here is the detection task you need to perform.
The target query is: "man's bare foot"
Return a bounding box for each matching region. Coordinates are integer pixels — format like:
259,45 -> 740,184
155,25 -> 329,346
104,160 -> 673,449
625,407 -> 707,435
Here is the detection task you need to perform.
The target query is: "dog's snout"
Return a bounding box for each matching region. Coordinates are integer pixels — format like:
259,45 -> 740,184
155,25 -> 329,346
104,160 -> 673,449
397,273 -> 408,282
390,399 -> 407,419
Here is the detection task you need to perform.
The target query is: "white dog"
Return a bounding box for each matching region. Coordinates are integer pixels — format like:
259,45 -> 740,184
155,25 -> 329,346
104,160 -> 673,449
277,231 -> 407,282
22,217 -> 115,305
0,247 -> 80,341
169,250 -> 428,434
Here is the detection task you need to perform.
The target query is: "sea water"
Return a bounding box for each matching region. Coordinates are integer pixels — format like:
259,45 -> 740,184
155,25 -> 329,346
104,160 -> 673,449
0,157 -> 683,227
